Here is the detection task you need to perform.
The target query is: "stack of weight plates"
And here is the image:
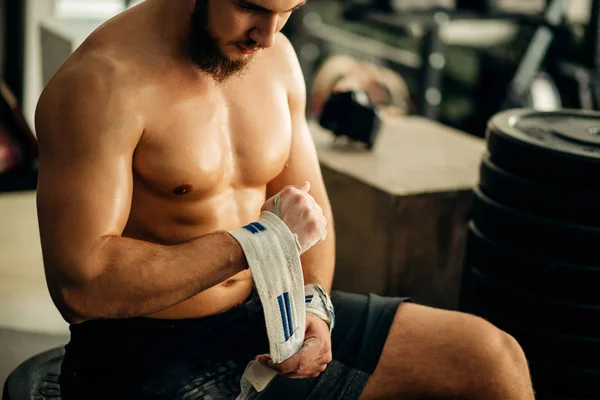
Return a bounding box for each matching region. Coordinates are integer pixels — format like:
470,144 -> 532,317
460,109 -> 600,400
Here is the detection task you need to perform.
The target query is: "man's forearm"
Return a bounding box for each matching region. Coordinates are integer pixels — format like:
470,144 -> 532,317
58,231 -> 247,323
301,211 -> 336,292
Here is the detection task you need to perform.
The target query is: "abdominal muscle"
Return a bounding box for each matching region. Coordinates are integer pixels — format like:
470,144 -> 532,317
124,189 -> 262,320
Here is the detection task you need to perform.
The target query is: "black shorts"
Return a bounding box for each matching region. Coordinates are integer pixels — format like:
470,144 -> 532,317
59,291 -> 410,400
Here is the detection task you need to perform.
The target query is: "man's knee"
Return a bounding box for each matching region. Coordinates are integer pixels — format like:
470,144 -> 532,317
468,316 -> 528,371
361,304 -> 534,400
457,313 -> 532,396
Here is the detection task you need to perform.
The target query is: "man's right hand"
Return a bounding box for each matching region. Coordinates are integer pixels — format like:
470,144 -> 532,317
262,182 -> 328,254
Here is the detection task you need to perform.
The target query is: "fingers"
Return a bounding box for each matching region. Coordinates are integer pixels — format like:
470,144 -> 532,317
256,354 -> 271,365
300,181 -> 311,192
279,354 -> 330,379
286,181 -> 310,193
281,184 -> 326,226
284,364 -> 328,379
278,183 -> 322,212
313,205 -> 327,225
268,354 -> 300,375
259,339 -> 331,379
268,182 -> 328,253
290,186 -> 324,216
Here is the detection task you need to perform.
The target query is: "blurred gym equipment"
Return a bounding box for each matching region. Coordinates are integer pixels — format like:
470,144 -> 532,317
310,55 -> 410,148
319,90 -> 382,149
461,108 -> 600,400
292,0 -> 600,137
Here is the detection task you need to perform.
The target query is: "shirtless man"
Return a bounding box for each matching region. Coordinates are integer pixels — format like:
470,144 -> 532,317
35,0 -> 535,399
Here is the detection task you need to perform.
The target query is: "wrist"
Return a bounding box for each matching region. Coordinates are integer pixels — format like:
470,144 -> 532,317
222,231 -> 250,271
305,284 -> 335,334
306,311 -> 330,330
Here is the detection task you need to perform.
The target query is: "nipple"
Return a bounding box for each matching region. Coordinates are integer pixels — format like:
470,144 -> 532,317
173,184 -> 194,195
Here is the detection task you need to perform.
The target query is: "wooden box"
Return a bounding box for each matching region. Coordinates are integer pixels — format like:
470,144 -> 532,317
311,117 -> 485,310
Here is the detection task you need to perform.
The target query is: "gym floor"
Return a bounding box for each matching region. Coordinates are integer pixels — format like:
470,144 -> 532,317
0,191 -> 69,388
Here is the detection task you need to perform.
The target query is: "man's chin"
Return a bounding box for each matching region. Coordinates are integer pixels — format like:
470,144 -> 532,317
224,53 -> 251,63
187,43 -> 255,81
191,58 -> 251,82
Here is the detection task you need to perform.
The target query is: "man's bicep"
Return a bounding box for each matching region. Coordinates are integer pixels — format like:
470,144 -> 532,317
36,139 -> 135,268
35,71 -> 142,282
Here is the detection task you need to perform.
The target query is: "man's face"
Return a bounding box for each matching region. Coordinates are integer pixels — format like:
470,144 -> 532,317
187,0 -> 305,81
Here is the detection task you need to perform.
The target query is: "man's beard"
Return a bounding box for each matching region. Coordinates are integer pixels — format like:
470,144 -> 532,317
187,0 -> 253,82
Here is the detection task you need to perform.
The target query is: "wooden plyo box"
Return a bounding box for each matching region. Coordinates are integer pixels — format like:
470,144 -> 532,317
310,118 -> 485,310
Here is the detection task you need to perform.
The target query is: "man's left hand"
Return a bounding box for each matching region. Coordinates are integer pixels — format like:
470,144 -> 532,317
257,313 -> 332,379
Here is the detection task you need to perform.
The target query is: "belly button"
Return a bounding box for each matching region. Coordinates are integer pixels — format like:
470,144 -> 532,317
173,184 -> 194,195
222,279 -> 237,288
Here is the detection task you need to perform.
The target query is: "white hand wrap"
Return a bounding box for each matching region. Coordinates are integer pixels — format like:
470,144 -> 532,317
229,212 -> 336,399
229,212 -> 305,398
305,284 -> 336,334
228,212 -> 305,362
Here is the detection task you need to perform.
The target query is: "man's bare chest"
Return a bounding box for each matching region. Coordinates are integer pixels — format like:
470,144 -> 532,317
132,86 -> 293,198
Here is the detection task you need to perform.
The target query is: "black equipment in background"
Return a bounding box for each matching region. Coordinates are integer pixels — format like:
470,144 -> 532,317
502,0 -> 566,109
455,0 -> 492,14
333,0 -> 600,137
2,0 -> 26,103
461,108 -> 600,400
319,90 -> 381,149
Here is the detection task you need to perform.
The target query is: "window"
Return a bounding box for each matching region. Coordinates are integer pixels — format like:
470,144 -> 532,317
53,0 -> 126,19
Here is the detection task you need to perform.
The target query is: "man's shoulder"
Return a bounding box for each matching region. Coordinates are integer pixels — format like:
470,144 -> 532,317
268,33 -> 299,68
264,33 -> 305,94
273,33 -> 295,54
38,47 -> 136,114
59,44 -> 133,89
35,46 -> 144,141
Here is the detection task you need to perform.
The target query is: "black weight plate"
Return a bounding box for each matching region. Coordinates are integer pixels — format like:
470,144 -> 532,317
462,267 -> 600,336
465,222 -> 600,304
529,360 -> 600,400
470,308 -> 600,369
479,154 -> 600,226
3,347 -> 64,400
486,109 -> 600,189
471,187 -> 600,265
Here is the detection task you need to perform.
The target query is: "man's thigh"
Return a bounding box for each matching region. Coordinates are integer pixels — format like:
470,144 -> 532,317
358,302 -> 533,400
